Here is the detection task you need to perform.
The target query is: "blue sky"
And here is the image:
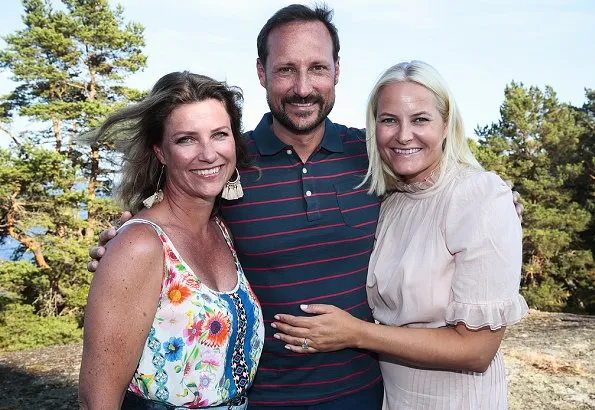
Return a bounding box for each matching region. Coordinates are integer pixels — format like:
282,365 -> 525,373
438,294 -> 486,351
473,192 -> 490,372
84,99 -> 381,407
0,0 -> 594,147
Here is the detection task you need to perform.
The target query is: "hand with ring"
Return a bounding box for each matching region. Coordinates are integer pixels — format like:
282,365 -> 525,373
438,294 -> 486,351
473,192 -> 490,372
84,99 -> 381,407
271,304 -> 364,353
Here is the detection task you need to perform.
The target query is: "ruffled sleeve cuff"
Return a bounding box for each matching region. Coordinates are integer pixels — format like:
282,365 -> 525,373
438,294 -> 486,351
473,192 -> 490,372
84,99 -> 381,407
445,294 -> 529,330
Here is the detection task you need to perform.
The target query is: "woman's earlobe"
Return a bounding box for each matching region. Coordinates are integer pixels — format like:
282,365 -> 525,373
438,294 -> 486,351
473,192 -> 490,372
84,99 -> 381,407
153,145 -> 165,165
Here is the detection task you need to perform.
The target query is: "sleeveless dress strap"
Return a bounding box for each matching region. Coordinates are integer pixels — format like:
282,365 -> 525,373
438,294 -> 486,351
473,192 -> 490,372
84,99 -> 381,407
119,218 -> 165,237
214,216 -> 238,259
119,218 -> 188,266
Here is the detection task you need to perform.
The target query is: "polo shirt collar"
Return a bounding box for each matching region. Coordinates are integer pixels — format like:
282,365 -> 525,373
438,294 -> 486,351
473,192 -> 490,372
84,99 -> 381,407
253,113 -> 344,156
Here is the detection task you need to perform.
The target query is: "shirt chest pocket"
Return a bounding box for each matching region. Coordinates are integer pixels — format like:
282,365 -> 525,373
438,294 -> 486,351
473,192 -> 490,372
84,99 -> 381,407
334,178 -> 380,231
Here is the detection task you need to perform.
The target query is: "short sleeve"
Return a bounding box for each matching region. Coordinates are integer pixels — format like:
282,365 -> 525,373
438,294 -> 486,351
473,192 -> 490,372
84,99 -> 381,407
444,171 -> 528,330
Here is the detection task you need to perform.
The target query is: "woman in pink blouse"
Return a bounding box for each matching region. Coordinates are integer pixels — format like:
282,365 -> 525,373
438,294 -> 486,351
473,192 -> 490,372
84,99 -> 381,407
273,61 -> 528,409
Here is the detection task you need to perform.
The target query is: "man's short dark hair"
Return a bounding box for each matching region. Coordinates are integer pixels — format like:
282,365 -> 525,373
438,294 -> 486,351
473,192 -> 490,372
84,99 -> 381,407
257,3 -> 340,67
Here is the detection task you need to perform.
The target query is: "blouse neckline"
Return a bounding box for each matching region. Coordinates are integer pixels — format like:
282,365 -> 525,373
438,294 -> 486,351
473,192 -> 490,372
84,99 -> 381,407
387,162 -> 461,199
391,166 -> 441,193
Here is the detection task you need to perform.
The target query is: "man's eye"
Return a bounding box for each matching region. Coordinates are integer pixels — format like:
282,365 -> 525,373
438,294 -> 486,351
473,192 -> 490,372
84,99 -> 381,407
279,67 -> 293,73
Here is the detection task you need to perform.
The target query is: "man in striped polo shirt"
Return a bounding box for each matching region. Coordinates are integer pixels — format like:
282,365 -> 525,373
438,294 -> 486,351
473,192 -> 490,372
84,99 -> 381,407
219,4 -> 383,409
91,4 -> 383,407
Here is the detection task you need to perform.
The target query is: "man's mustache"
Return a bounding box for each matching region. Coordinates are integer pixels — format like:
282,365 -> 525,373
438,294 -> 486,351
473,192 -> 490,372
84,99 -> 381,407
282,95 -> 324,105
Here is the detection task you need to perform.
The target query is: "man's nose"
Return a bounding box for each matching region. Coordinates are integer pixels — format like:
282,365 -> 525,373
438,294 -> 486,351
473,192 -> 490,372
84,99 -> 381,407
293,71 -> 313,98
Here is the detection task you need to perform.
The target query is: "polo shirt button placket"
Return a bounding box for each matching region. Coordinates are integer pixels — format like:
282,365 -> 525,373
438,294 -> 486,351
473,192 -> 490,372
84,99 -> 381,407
301,159 -> 319,220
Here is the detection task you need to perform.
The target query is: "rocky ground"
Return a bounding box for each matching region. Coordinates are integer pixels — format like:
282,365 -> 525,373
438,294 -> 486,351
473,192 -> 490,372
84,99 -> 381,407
0,310 -> 593,409
501,310 -> 594,409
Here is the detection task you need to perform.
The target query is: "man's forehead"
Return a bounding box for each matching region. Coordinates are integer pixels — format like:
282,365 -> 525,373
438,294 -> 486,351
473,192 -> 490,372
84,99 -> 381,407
265,21 -> 334,62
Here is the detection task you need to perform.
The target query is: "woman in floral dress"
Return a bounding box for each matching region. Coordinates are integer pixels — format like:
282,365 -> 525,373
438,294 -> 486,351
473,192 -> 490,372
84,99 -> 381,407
79,72 -> 264,409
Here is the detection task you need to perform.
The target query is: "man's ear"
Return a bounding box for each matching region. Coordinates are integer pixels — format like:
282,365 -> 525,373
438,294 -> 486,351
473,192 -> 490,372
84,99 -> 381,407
334,57 -> 340,85
257,58 -> 266,88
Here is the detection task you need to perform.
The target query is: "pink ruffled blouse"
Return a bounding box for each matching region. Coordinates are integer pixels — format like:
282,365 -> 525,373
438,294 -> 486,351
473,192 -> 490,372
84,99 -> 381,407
367,163 -> 528,410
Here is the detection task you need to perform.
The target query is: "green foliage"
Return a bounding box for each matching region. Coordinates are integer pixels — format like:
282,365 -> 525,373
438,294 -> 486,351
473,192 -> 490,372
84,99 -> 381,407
521,278 -> 568,312
0,143 -> 116,351
0,144 -> 118,319
0,0 -> 147,352
0,261 -> 41,304
0,303 -> 82,352
475,83 -> 594,313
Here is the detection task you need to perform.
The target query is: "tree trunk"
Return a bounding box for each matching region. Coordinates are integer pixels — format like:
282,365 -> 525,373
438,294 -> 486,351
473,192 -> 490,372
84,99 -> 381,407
86,142 -> 100,239
68,123 -> 76,162
49,85 -> 62,152
89,67 -> 96,101
52,116 -> 62,152
6,193 -> 50,270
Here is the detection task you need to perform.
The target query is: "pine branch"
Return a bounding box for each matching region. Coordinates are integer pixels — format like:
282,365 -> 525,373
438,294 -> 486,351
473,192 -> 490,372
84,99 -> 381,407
0,124 -> 21,146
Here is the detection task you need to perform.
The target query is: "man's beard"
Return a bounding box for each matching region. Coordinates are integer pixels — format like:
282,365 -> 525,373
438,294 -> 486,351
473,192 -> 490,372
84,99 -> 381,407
267,92 -> 335,135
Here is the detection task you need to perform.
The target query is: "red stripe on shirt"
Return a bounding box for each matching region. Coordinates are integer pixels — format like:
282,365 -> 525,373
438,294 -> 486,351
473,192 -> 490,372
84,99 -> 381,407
341,202 -> 380,214
233,223 -> 345,240
223,193 -> 333,209
242,235 -> 374,257
243,249 -> 372,271
249,376 -> 382,405
259,284 -> 365,306
258,353 -> 370,372
226,207 -> 339,225
302,169 -> 366,180
252,362 -> 377,388
251,267 -> 367,289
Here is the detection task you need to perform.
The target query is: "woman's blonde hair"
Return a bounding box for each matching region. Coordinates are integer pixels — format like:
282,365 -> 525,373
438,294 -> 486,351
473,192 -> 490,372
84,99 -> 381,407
88,71 -> 250,213
362,60 -> 482,196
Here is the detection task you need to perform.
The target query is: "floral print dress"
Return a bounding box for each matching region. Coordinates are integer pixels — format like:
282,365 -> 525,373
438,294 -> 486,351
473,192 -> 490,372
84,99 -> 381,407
122,217 -> 264,408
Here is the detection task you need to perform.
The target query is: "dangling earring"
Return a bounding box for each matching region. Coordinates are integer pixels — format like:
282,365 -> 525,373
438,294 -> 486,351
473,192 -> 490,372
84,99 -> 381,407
143,165 -> 165,208
221,167 -> 244,200
442,138 -> 447,151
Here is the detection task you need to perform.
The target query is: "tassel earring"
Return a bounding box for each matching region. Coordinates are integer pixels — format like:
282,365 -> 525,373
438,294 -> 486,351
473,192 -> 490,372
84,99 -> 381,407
221,168 -> 244,200
143,165 -> 165,208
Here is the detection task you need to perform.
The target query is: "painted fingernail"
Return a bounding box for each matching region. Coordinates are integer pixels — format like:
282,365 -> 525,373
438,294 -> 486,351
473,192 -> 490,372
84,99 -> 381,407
274,333 -> 280,339
274,315 -> 280,320
270,323 -> 277,329
284,345 -> 291,350
300,304 -> 308,310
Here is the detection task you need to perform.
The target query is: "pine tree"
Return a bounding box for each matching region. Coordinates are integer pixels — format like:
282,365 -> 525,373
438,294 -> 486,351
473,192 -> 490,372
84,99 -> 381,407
475,83 -> 594,312
63,0 -> 146,238
0,0 -> 147,239
0,0 -> 78,152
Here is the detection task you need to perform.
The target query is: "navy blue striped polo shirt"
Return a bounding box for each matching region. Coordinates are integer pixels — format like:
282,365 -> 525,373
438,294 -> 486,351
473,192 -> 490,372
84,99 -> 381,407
220,113 -> 382,406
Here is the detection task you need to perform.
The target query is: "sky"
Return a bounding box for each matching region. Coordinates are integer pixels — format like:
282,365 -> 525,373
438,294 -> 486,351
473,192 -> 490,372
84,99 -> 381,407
0,0 -> 594,147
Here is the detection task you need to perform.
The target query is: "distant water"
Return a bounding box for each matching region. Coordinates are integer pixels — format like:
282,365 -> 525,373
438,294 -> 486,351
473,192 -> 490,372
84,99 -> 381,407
0,236 -> 33,261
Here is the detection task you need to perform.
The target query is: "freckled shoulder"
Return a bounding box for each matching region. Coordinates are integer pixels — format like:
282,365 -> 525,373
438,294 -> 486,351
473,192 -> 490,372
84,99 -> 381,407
97,222 -> 165,284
